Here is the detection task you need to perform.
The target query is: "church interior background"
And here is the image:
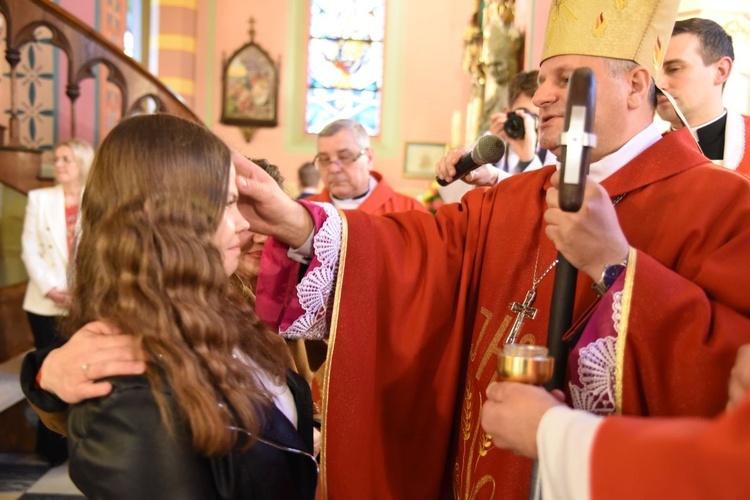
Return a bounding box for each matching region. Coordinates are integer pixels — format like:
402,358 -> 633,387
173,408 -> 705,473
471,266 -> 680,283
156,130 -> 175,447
0,0 -> 748,496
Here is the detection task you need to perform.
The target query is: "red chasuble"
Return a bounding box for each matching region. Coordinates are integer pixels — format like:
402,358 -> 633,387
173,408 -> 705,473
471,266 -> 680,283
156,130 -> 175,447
306,171 -> 427,215
590,390 -> 750,499
260,129 -> 750,499
295,171 -> 425,409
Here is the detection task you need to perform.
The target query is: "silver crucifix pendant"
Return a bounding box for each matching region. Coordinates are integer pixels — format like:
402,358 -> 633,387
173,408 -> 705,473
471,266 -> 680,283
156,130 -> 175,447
506,288 -> 538,344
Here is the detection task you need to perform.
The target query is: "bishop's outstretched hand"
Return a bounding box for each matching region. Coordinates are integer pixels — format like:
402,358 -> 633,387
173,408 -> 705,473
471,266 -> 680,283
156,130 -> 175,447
232,152 -> 313,249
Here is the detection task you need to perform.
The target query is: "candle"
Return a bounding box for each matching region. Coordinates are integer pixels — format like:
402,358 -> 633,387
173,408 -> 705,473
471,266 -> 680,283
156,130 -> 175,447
451,110 -> 463,148
465,97 -> 482,146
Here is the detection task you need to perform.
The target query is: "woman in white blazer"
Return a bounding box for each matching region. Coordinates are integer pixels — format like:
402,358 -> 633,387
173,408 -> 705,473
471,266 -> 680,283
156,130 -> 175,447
21,138 -> 93,464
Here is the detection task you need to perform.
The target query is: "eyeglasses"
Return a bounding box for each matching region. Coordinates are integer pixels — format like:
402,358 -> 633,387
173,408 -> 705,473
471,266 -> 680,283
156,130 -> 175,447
313,149 -> 366,170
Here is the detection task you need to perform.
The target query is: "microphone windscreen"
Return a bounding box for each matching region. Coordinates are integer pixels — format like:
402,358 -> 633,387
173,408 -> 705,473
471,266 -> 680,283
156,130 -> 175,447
471,135 -> 506,165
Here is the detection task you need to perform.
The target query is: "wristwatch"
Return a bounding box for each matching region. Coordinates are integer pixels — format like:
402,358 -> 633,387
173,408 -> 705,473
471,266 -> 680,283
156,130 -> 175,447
592,258 -> 628,296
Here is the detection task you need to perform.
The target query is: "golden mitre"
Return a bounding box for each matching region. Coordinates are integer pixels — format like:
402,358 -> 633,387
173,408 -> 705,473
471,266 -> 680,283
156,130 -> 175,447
540,0 -> 681,75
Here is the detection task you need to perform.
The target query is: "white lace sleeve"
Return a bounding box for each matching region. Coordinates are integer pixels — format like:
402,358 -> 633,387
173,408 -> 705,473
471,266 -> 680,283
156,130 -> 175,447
278,203 -> 342,340
569,291 -> 623,416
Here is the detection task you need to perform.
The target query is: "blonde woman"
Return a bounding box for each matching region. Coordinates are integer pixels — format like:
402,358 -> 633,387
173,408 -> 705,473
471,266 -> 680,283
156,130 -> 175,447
21,138 -> 93,464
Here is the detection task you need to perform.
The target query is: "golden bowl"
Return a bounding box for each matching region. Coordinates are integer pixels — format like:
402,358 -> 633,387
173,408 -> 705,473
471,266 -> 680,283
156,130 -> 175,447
497,344 -> 554,386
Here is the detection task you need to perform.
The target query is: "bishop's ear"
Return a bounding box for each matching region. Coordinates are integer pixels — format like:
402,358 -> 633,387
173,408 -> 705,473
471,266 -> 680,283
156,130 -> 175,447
626,66 -> 652,111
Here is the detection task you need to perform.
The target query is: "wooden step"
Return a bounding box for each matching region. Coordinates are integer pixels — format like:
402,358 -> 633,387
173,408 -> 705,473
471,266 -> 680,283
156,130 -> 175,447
0,350 -> 35,453
0,148 -> 51,196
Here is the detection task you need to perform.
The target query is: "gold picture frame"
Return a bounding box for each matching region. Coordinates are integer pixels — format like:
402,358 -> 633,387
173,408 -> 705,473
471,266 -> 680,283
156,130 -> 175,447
403,142 -> 448,178
220,40 -> 279,127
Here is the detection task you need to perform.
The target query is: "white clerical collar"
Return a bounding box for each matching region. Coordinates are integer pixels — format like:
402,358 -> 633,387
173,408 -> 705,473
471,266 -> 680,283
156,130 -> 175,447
691,109 -> 727,132
557,123 -> 661,183
330,175 -> 377,210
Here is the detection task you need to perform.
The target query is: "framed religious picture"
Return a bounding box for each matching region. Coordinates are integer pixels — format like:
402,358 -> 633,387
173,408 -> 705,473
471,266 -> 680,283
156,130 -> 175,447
404,142 -> 448,178
221,26 -> 279,128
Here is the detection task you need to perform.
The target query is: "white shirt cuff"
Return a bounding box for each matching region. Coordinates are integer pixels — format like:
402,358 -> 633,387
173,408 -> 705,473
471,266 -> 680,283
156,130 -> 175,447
286,230 -> 314,264
537,405 -> 603,500
495,169 -> 513,184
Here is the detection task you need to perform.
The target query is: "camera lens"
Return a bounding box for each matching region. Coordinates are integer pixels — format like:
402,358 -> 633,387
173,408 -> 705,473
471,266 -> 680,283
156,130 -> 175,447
504,112 -> 525,139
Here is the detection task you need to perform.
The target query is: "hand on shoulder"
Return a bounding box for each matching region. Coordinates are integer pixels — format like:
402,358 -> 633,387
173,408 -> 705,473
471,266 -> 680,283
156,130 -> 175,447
40,321 -> 146,404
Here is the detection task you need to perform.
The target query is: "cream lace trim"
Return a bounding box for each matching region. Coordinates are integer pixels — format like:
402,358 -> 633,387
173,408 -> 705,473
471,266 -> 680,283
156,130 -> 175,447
612,290 -> 623,334
279,203 -> 341,340
569,291 -> 623,416
569,336 -> 617,416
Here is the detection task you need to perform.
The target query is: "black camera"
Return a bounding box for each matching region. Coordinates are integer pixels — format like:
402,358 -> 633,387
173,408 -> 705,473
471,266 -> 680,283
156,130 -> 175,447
504,111 -> 525,139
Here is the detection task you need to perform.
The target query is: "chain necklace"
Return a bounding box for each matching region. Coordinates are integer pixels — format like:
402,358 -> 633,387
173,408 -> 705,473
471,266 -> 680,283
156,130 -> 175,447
505,193 -> 627,344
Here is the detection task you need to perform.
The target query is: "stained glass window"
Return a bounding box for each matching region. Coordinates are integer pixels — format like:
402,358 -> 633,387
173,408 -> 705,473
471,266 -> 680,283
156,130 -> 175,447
306,0 -> 385,135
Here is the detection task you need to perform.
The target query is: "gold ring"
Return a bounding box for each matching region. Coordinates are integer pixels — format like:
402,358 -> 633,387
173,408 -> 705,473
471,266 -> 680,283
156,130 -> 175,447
81,363 -> 89,376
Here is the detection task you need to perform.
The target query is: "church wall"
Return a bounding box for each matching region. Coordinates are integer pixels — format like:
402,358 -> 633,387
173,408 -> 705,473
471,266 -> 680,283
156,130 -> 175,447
44,1 -> 750,197
192,0 -> 477,197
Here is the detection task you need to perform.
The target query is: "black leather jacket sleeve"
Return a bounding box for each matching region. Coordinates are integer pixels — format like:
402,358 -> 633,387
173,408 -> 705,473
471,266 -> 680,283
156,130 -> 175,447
67,376 -> 217,500
20,344 -> 69,435
20,343 -> 68,414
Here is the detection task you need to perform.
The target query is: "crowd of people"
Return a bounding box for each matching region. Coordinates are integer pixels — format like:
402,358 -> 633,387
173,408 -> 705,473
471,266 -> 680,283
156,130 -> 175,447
16,1 -> 750,498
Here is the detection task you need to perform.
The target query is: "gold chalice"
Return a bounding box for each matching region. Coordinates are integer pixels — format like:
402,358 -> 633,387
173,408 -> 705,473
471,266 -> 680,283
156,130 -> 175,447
497,344 -> 554,386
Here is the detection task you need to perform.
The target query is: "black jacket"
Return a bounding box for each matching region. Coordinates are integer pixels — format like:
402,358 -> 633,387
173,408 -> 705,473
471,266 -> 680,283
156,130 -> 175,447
66,372 -> 318,500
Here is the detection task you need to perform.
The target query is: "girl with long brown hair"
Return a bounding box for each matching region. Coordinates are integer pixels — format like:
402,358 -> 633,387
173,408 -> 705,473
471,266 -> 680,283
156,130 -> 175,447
64,114 -> 317,499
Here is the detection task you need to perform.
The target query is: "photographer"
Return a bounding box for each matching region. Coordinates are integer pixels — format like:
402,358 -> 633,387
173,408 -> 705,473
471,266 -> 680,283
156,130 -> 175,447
489,71 -> 544,175
490,109 -> 541,176
438,70 -> 555,187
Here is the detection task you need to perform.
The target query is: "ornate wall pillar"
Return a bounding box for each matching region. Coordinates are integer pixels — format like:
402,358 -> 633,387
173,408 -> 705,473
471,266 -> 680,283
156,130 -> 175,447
152,0 -> 199,108
98,0 -> 128,140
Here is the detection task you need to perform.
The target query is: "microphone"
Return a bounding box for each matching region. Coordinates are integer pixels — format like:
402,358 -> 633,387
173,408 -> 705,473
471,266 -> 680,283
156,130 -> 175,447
436,135 -> 506,186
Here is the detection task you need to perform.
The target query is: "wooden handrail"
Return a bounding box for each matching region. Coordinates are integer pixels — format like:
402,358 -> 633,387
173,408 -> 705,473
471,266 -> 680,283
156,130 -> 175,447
0,1 -> 206,365
0,0 -> 201,146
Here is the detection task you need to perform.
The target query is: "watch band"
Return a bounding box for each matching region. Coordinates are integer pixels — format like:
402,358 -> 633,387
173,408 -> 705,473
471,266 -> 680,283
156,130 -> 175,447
592,257 -> 629,296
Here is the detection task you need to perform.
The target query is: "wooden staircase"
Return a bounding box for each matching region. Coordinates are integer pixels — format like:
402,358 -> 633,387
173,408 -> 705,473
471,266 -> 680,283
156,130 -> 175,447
0,0 -> 201,451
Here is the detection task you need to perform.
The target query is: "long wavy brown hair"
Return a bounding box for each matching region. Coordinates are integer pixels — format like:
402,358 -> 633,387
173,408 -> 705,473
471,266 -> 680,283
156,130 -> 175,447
64,114 -> 291,456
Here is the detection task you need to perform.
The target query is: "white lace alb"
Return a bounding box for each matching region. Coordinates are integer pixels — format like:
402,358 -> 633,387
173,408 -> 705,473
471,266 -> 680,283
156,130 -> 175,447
279,203 -> 342,340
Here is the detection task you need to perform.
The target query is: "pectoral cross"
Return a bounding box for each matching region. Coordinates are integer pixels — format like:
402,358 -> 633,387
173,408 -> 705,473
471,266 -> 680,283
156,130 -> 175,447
506,289 -> 538,344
